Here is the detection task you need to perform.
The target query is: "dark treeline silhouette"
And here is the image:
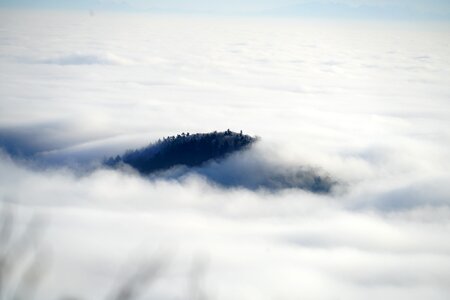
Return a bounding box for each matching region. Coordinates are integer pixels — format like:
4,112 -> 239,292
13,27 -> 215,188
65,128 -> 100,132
105,130 -> 256,174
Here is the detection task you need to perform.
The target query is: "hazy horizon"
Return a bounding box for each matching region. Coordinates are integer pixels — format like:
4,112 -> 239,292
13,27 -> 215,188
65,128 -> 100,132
1,0 -> 450,21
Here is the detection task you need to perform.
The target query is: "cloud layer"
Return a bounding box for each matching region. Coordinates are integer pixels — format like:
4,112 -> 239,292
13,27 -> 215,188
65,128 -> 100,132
0,10 -> 450,300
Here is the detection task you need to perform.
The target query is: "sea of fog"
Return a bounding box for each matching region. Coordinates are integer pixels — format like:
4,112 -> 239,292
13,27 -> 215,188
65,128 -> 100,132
0,10 -> 450,300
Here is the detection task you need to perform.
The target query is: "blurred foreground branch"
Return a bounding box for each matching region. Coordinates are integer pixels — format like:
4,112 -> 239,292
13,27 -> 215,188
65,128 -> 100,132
0,205 -> 212,300
0,205 -> 48,300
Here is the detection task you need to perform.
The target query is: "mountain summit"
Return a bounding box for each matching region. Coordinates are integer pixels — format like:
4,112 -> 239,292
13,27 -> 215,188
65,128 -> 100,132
105,130 -> 256,174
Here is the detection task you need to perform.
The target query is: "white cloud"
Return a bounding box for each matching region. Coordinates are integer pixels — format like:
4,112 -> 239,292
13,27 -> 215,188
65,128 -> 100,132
36,52 -> 133,65
0,10 -> 450,300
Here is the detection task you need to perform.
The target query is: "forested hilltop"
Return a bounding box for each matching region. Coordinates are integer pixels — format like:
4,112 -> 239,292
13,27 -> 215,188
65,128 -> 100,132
105,130 -> 256,174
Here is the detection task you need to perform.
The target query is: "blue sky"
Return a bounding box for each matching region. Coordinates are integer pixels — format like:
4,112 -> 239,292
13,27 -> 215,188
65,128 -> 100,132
0,0 -> 449,20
